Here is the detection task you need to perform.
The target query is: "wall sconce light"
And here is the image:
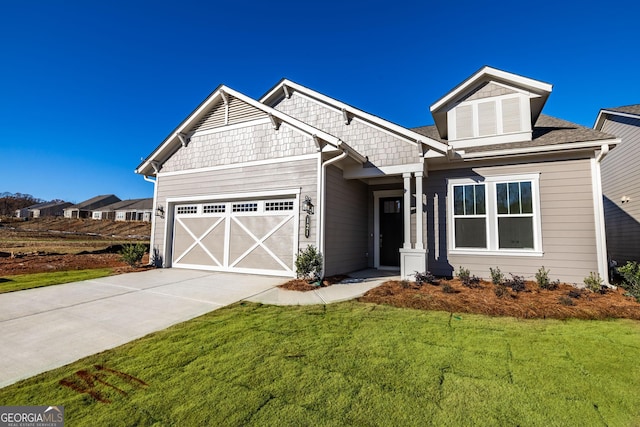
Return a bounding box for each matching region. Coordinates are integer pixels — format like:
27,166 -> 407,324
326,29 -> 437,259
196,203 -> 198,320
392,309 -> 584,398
156,205 -> 165,218
621,196 -> 631,204
302,196 -> 314,215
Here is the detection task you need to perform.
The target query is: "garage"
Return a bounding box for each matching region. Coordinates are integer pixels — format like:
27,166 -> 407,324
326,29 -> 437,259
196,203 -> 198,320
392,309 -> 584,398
171,198 -> 298,276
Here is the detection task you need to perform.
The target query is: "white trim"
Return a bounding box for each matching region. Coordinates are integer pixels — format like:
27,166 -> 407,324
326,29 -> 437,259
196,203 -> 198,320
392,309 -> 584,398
594,109 -> 640,130
591,157 -> 610,285
430,66 -> 552,113
458,138 -> 620,159
447,173 -> 543,256
167,188 -> 301,204
158,153 -> 319,177
343,162 -> 425,179
191,118 -> 270,138
373,189 -> 404,269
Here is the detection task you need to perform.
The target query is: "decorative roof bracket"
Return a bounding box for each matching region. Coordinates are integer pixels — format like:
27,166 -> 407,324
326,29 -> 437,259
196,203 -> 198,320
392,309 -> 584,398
150,161 -> 160,174
220,90 -> 229,105
312,135 -> 325,151
177,132 -> 190,147
341,108 -> 351,125
283,85 -> 291,99
269,113 -> 281,130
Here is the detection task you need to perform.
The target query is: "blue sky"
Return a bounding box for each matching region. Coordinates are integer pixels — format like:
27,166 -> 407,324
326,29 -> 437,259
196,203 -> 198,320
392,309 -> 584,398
1,0 -> 639,203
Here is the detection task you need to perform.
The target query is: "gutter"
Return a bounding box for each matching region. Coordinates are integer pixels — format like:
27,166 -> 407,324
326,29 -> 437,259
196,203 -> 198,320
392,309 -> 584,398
318,150 -> 349,277
592,143 -> 613,286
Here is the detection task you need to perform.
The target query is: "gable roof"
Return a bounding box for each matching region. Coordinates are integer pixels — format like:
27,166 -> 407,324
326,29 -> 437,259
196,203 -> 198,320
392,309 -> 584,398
67,194 -> 121,210
136,85 -> 366,176
259,79 -> 449,155
429,66 -> 553,139
98,198 -> 153,212
413,114 -> 618,157
594,104 -> 640,130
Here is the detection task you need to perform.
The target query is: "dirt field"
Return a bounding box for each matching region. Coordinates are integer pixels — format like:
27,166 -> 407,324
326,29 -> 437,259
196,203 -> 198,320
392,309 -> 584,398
0,217 -> 151,275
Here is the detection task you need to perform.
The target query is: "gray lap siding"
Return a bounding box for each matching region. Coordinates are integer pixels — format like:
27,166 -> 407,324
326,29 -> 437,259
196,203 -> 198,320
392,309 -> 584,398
425,158 -> 598,284
153,158 -> 319,266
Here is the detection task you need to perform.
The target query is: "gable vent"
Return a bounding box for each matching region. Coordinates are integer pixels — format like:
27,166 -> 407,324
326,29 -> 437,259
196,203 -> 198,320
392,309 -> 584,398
191,99 -> 226,132
228,96 -> 266,124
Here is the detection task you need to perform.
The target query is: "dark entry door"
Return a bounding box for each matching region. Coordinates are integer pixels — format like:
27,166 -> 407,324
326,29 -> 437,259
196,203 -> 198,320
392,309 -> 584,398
379,197 -> 403,266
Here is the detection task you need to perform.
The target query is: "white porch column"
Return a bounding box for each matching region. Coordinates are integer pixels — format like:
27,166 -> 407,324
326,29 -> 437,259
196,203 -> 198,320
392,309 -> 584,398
402,172 -> 412,249
415,171 -> 424,250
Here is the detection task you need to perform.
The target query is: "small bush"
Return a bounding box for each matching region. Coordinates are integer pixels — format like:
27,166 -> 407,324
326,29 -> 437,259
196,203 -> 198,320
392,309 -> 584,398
489,267 -> 504,285
536,266 -> 552,290
119,243 -> 147,267
494,285 -> 510,298
442,283 -> 456,294
568,289 -> 583,299
584,272 -> 603,292
456,266 -> 470,283
400,279 -> 411,289
414,271 -> 438,286
618,261 -> 640,302
558,296 -> 575,306
505,274 -> 526,292
295,245 -> 323,282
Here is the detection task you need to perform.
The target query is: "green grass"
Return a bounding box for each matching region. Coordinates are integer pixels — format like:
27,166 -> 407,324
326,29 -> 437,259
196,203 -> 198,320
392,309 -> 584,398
0,268 -> 114,293
1,302 -> 639,426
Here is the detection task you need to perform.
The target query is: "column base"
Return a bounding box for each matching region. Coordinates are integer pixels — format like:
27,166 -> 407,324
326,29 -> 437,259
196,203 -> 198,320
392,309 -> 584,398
399,248 -> 427,280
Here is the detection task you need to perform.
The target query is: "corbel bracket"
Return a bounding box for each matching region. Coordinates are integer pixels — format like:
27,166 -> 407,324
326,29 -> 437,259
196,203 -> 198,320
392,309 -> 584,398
269,113 -> 281,130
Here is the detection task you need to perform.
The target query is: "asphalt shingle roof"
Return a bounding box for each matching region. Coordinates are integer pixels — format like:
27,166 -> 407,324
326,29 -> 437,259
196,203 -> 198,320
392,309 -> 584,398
413,114 -> 616,154
603,104 -> 640,117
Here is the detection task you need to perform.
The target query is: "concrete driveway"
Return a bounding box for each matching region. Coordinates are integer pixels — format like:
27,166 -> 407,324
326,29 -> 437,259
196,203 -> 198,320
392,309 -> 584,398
0,269 -> 284,388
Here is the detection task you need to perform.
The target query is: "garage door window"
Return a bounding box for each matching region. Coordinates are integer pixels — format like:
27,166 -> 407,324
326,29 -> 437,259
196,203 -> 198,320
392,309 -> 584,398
232,203 -> 258,212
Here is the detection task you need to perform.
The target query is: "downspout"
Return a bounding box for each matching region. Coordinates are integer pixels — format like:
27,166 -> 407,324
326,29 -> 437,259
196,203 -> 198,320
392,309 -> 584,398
593,144 -> 610,285
319,149 -> 349,278
143,175 -> 158,266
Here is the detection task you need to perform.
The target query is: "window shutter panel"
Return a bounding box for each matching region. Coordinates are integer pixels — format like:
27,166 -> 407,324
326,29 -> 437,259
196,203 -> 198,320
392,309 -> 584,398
502,98 -> 521,133
455,105 -> 473,139
478,101 -> 497,136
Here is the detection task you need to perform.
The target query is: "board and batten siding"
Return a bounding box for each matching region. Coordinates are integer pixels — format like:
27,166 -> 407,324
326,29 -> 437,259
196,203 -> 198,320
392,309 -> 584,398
425,158 -> 599,284
600,115 -> 640,263
153,158 -> 319,266
272,93 -> 419,167
323,165 -> 369,275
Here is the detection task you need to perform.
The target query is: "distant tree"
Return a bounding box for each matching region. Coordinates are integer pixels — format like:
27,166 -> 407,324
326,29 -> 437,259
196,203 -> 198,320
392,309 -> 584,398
0,192 -> 43,216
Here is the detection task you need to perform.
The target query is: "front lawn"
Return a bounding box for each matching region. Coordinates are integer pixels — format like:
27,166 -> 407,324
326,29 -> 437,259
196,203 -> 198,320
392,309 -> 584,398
0,268 -> 114,293
1,302 -> 638,426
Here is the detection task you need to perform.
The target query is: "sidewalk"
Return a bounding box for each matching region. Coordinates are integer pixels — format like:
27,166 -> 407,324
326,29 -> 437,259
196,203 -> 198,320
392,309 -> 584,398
246,269 -> 398,305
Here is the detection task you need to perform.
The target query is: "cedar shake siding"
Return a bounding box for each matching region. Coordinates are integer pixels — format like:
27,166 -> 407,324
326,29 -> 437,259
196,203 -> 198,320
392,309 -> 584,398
425,158 -> 598,284
272,92 -> 420,166
599,114 -> 640,264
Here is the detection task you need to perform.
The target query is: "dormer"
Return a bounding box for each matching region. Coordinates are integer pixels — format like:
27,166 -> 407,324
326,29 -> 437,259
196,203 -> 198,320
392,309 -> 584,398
430,66 -> 552,149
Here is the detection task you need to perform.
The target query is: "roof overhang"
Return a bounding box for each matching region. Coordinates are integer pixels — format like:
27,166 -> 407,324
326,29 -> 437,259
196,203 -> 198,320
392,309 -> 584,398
594,108 -> 640,130
136,85 -> 366,176
260,79 -> 449,155
430,66 -> 553,139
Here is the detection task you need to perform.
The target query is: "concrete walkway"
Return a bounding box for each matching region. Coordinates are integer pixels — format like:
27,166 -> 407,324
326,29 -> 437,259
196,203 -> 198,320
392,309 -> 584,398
0,268 -> 396,388
247,269 -> 399,305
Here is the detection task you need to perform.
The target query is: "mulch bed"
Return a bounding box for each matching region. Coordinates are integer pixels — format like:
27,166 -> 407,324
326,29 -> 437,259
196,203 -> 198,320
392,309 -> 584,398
0,253 -> 152,276
278,275 -> 350,292
360,279 -> 640,320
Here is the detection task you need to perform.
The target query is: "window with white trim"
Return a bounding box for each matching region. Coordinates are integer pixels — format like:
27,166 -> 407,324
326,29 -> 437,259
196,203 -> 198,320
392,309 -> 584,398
176,205 -> 198,215
232,202 -> 258,213
449,174 -> 541,254
203,204 -> 225,213
265,200 -> 294,211
116,211 -> 126,220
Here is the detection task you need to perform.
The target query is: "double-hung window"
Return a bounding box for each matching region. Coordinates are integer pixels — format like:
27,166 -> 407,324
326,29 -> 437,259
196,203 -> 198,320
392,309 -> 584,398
449,174 -> 541,255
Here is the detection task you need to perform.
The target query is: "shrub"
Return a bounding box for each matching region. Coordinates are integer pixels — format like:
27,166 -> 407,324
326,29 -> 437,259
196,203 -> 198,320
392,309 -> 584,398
489,267 -> 504,285
505,274 -> 526,292
535,266 -> 550,289
584,272 -> 603,292
494,285 -> 510,298
568,289 -> 583,299
119,243 -> 147,267
295,245 -> 323,282
456,266 -> 480,287
442,283 -> 456,294
414,271 -> 438,286
618,261 -> 640,302
558,296 -> 575,306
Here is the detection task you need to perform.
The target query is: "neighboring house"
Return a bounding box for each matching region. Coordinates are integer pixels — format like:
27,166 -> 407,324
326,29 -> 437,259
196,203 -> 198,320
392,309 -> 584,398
63,195 -> 121,219
594,105 -> 640,265
136,66 -> 618,283
15,201 -> 72,218
92,198 -> 153,221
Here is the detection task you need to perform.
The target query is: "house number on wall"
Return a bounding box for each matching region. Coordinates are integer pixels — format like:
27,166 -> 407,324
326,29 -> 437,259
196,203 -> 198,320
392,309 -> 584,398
305,215 -> 310,238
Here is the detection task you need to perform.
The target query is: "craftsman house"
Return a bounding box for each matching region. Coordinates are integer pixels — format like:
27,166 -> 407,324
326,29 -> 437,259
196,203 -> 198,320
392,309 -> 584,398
136,67 -> 618,283
594,105 -> 640,265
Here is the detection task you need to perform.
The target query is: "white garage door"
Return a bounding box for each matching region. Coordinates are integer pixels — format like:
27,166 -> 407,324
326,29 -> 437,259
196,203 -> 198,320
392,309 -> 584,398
172,198 -> 298,276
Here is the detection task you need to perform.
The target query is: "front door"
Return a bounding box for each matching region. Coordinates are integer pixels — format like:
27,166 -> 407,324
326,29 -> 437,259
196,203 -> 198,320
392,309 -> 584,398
379,197 -> 403,267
